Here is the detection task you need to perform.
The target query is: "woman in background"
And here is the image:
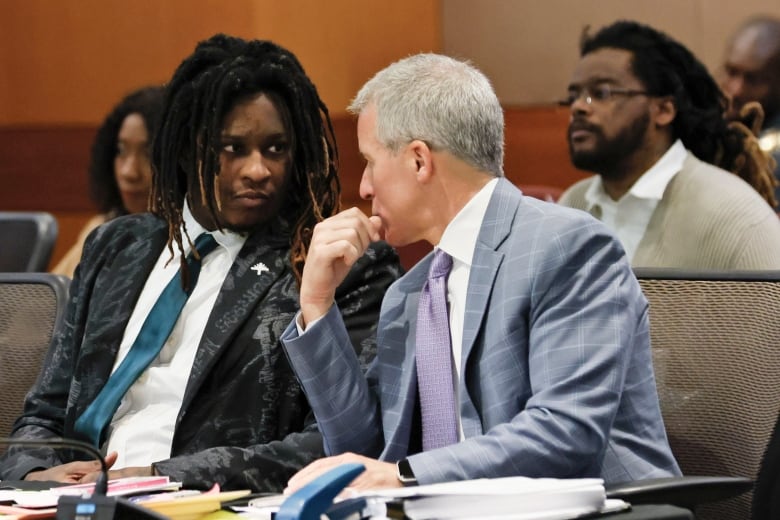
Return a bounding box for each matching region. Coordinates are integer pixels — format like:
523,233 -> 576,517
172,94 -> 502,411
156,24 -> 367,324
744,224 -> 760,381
52,86 -> 164,276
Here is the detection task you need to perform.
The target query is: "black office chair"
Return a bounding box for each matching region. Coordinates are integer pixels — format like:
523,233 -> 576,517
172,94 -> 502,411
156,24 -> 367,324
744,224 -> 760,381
0,273 -> 70,452
607,269 -> 780,520
0,211 -> 58,271
753,411 -> 780,520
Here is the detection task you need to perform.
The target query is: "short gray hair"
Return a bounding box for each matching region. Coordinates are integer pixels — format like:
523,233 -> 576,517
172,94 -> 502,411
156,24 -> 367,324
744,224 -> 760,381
348,53 -> 504,177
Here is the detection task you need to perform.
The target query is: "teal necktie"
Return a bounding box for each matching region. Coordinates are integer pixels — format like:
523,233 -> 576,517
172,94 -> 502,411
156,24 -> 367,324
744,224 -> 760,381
74,233 -> 219,446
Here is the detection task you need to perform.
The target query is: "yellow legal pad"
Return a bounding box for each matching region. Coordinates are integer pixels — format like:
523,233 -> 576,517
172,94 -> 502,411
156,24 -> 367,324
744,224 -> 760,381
137,490 -> 251,520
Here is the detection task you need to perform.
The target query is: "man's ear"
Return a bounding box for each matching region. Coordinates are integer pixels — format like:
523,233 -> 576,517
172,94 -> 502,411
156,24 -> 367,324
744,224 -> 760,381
408,140 -> 434,183
653,96 -> 677,127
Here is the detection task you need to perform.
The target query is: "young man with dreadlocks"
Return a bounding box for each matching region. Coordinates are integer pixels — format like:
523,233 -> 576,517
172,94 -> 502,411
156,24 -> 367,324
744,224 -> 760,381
0,34 -> 401,491
559,20 -> 780,269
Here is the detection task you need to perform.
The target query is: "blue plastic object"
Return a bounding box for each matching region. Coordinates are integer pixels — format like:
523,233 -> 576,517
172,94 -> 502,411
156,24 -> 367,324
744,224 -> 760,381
275,463 -> 366,520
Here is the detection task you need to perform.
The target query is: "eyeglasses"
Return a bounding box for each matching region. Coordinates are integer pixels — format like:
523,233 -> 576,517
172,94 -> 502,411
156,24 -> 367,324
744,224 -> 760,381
558,85 -> 650,107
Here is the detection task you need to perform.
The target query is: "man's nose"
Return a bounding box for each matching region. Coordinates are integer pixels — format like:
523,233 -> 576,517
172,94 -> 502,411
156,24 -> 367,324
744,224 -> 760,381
570,93 -> 593,115
359,170 -> 373,200
242,151 -> 271,180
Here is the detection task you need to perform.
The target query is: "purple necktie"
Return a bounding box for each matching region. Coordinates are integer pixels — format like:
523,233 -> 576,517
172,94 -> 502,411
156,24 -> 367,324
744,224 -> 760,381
416,248 -> 458,451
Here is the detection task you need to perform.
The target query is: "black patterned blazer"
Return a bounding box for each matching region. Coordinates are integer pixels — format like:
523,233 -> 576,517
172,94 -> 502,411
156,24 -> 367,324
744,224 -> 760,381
0,213 -> 401,491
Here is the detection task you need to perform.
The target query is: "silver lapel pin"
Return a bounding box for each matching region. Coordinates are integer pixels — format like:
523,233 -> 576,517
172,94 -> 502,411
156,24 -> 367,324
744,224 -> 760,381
251,262 -> 270,276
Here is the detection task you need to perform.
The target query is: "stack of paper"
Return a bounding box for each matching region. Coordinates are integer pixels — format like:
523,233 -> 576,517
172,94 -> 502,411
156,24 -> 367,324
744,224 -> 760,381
51,476 -> 180,499
0,477 -> 181,519
0,479 -> 251,520
236,476 -> 626,520
363,477 -> 612,520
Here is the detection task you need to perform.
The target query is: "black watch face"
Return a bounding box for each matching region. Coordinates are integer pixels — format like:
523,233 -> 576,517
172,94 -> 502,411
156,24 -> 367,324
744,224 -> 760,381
398,459 -> 417,485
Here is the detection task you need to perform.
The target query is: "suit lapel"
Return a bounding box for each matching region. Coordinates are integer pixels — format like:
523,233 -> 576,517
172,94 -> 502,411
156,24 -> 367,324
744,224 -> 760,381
179,230 -> 289,414
459,179 -> 519,436
461,178 -> 518,360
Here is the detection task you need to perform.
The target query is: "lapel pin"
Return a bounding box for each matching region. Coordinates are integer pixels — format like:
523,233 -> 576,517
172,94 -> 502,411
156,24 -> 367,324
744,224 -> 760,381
251,262 -> 270,276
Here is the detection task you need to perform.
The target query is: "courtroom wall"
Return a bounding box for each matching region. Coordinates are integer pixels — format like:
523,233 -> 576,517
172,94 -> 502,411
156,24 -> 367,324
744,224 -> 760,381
442,0 -> 780,106
0,0 -> 441,124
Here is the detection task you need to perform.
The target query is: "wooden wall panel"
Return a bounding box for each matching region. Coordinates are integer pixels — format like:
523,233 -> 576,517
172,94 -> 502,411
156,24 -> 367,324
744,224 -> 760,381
503,106 -> 586,187
0,0 -> 441,125
0,127 -> 94,211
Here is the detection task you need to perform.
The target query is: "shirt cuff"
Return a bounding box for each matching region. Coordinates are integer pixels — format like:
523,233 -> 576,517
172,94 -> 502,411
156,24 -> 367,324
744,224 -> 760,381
295,310 -> 326,335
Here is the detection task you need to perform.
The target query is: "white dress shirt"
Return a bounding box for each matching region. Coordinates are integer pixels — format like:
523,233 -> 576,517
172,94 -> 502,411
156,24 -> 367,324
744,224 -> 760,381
105,203 -> 246,468
436,178 -> 498,439
583,139 -> 686,260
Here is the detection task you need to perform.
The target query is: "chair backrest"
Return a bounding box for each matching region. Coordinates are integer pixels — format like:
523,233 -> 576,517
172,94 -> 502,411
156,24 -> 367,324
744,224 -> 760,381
634,268 -> 780,520
0,273 -> 70,451
0,211 -> 58,272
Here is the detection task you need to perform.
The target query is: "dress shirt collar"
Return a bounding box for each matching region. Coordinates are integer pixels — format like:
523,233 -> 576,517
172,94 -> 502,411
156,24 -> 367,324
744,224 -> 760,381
584,139 -> 687,210
438,178 -> 498,264
182,200 -> 246,260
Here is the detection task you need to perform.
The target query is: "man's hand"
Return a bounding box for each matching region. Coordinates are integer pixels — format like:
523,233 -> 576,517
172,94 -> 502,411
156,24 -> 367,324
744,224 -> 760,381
285,453 -> 401,494
80,464 -> 154,484
299,208 -> 382,327
24,451 -> 119,483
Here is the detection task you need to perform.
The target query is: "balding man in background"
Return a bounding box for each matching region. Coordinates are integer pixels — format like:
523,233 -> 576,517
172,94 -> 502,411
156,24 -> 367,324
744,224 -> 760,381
722,16 -> 780,205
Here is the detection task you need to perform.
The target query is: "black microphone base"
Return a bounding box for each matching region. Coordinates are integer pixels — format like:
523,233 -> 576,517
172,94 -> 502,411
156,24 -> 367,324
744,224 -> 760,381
56,494 -> 167,520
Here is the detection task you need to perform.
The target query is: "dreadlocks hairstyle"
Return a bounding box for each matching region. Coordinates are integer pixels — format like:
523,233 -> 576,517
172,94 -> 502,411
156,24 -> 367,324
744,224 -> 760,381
581,20 -> 777,207
89,85 -> 165,215
151,34 -> 340,287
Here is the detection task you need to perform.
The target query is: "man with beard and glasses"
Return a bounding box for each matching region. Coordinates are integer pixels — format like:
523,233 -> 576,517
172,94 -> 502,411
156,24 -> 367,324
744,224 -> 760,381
559,20 -> 780,270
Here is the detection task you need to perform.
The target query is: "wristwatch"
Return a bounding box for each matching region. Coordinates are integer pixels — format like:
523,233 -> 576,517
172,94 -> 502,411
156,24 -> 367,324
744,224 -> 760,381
396,458 -> 418,486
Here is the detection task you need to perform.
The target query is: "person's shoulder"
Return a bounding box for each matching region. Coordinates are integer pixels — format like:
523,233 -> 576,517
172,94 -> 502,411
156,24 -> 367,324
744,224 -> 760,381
558,176 -> 595,209
667,155 -> 780,233
84,213 -> 166,252
518,189 -> 604,229
493,183 -> 624,259
492,187 -> 631,284
482,177 -> 610,235
676,154 -> 775,209
98,212 -> 165,234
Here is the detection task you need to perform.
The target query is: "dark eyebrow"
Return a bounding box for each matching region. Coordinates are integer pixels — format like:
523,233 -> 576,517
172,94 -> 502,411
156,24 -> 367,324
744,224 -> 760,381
568,76 -> 621,90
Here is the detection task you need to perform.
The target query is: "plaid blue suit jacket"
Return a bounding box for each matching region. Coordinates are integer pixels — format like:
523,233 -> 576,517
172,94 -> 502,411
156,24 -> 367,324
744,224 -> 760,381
282,178 -> 680,485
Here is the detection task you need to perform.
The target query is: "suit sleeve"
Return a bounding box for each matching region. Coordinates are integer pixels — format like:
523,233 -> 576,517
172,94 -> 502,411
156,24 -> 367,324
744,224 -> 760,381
152,241 -> 402,491
407,218 -> 648,483
280,245 -> 399,459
